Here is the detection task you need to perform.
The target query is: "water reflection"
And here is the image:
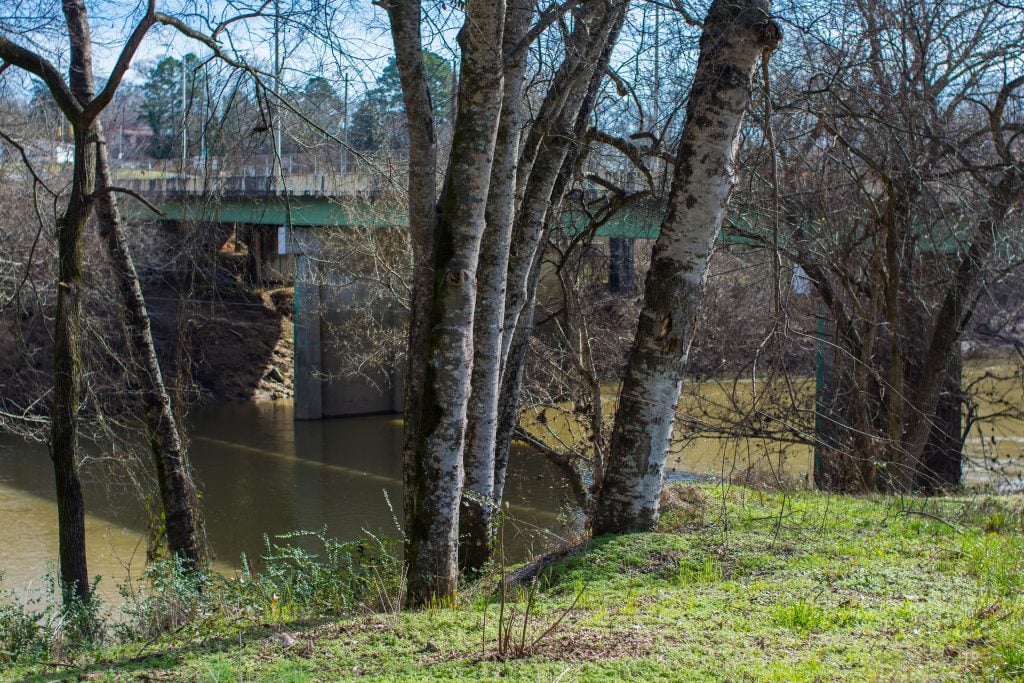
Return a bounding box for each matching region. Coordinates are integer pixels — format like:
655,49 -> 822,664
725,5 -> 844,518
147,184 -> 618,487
0,401 -> 571,602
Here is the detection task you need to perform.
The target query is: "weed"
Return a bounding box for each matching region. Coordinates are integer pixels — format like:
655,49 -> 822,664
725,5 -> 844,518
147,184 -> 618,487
962,533 -> 1024,597
482,518 -> 586,660
118,555 -> 209,641
677,554 -> 723,585
0,570 -> 106,663
236,529 -> 402,621
0,577 -> 50,663
991,640 -> 1024,680
484,576 -> 587,660
772,599 -> 825,632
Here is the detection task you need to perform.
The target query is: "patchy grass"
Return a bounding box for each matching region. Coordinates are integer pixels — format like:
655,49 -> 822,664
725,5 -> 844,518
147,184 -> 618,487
4,485 -> 1023,681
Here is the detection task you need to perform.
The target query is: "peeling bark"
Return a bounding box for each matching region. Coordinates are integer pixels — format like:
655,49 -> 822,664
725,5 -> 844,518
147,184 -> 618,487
593,0 -> 781,535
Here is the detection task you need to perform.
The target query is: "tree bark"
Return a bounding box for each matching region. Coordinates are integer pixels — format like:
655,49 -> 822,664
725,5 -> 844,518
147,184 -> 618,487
381,0 -> 438,562
390,0 -> 507,605
51,122 -> 92,602
48,0 -> 100,603
93,124 -> 204,566
593,0 -> 780,535
500,2 -> 627,369
915,347 -> 963,493
896,175 -> 1019,490
460,2 -> 533,574
491,2 -> 629,519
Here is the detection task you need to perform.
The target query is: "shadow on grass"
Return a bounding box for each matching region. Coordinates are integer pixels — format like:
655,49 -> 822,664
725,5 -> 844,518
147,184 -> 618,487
19,617 -> 337,683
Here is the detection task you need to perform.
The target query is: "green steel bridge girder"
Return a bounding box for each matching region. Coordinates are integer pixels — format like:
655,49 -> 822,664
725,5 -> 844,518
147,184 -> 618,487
123,195 -> 672,240
124,194 -> 969,253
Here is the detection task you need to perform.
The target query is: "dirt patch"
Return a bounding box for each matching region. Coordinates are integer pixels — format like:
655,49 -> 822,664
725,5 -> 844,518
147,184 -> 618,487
658,484 -> 710,532
427,623 -> 672,666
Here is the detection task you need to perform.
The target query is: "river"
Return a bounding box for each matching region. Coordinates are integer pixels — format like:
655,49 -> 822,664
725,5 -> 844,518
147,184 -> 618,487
0,401 -> 571,603
2,368 -> 1020,605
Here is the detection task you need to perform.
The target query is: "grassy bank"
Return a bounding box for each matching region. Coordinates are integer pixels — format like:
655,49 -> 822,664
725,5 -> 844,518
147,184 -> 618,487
3,484 -> 1023,682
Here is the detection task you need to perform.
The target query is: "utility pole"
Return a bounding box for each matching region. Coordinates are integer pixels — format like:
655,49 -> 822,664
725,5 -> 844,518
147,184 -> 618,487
181,58 -> 188,171
341,72 -> 350,171
272,0 -> 283,189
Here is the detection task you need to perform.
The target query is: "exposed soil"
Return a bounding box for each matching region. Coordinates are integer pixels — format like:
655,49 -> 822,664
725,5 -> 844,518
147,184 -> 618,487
149,285 -> 295,405
0,278 -> 295,421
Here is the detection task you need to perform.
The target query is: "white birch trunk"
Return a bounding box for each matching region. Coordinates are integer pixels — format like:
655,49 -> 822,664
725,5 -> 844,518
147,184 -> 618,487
593,0 -> 781,534
460,3 -> 533,573
501,2 -> 627,368
493,3 -> 628,512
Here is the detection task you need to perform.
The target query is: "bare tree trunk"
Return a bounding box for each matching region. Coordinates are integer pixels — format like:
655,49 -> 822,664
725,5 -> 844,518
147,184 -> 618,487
460,3 -> 533,574
898,176 -> 1019,489
381,1 -> 438,555
491,3 -> 628,519
389,0 -> 507,605
916,347 -> 963,493
500,2 -> 627,370
1,0 -> 198,599
51,122 -> 93,602
46,0 -> 105,603
93,125 -> 204,566
593,0 -> 780,535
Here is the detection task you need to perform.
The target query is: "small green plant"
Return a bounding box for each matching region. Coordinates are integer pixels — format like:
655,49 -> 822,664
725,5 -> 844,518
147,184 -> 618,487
677,554 -> 723,585
0,570 -> 106,663
118,555 -> 210,641
987,637 -> 1024,680
115,529 -> 404,641
0,575 -> 51,663
772,600 -> 825,632
57,576 -> 107,649
962,533 -> 1024,597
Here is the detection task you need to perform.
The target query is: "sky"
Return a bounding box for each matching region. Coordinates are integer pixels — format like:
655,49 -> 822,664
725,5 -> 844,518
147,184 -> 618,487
1,0 -> 412,99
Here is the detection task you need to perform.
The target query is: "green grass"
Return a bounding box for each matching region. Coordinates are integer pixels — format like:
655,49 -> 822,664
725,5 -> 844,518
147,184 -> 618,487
4,485 -> 1023,681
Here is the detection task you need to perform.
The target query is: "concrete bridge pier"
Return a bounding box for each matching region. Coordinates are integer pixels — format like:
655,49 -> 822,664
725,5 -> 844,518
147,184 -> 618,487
292,229 -> 405,420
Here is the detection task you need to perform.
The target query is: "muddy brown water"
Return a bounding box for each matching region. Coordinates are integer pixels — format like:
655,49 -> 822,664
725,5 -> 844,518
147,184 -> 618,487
2,367 -> 1021,605
0,401 -> 572,603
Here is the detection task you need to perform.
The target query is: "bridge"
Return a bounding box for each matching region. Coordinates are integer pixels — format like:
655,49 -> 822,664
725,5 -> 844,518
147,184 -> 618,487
118,164 -> 662,420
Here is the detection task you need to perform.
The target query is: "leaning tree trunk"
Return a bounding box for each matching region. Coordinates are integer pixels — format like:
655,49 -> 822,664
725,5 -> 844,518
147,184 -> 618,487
93,124 -> 204,566
592,0 -> 781,535
392,0 -> 507,605
489,3 -> 629,529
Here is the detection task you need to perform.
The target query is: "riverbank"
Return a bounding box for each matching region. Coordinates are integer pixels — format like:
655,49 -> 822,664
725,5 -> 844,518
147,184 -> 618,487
0,282 -> 294,424
4,483 -> 1022,681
